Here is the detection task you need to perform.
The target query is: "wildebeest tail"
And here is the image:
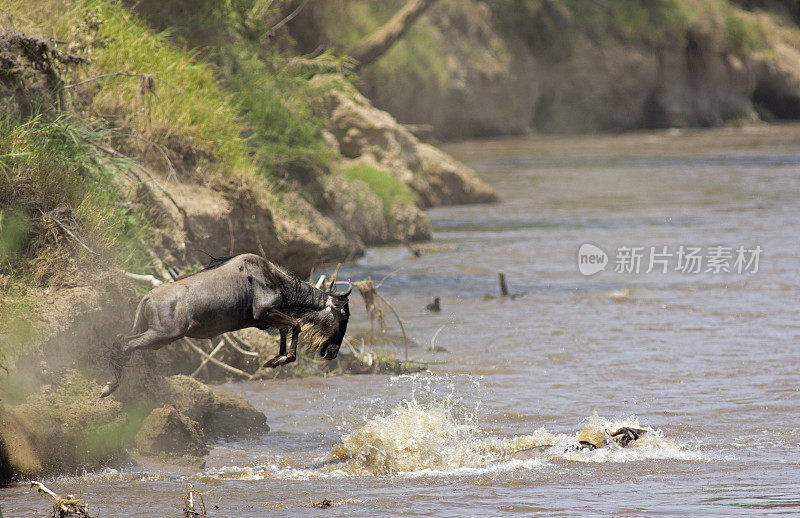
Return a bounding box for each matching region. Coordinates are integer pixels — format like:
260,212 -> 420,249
131,295 -> 150,334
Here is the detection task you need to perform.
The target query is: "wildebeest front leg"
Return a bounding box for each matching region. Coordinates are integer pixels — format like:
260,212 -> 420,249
261,311 -> 300,368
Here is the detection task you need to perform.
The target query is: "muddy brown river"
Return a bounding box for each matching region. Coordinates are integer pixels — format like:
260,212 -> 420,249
3,124 -> 800,516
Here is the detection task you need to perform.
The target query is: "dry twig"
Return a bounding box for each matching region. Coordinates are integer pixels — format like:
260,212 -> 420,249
224,333 -> 260,357
122,270 -> 164,287
30,481 -> 91,518
182,483 -> 207,517
40,210 -> 99,256
190,337 -> 225,378
64,71 -> 178,91
183,337 -> 253,379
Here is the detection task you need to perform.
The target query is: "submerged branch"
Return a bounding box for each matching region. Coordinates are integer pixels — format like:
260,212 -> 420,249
30,481 -> 92,517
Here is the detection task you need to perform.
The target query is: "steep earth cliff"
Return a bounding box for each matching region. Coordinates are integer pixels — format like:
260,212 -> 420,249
290,0 -> 800,139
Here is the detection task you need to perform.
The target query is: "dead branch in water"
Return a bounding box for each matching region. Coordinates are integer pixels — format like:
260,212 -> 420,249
190,337 -> 225,378
354,279 -> 385,349
224,333 -> 260,357
182,483 -> 207,517
374,291 -> 409,362
354,279 -> 409,361
183,337 -> 253,380
30,481 -> 92,517
429,324 -> 447,352
498,272 -> 509,297
308,493 -> 332,508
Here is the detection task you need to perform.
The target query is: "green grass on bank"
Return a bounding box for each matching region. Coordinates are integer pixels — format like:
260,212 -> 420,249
6,0 -> 247,171
339,164 -> 414,218
4,0 -> 343,180
0,114 -> 151,281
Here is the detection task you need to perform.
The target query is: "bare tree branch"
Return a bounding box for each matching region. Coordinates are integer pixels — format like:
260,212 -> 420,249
348,0 -> 439,70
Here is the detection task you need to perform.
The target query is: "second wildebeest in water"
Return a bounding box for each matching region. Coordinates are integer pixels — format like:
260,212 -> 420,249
101,253 -> 351,397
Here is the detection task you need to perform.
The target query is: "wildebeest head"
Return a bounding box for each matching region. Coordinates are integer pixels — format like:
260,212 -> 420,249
298,285 -> 351,360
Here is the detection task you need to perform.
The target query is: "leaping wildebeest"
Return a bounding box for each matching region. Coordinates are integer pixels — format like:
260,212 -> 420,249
101,253 -> 351,397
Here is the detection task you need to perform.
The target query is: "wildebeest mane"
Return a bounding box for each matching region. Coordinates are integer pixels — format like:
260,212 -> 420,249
200,252 -> 243,271
264,263 -> 329,309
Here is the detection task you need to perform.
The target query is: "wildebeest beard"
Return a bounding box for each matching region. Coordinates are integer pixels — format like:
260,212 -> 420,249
297,302 -> 349,359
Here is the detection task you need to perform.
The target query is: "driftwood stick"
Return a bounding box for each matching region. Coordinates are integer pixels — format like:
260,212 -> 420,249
190,338 -> 225,378
30,481 -> 92,517
30,481 -> 60,500
183,338 -> 253,379
374,292 -> 409,362
429,324 -> 446,351
498,271 -> 509,297
123,270 -> 164,287
224,333 -> 260,356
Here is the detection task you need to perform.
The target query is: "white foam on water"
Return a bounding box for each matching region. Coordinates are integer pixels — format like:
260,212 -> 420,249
200,376 -> 707,481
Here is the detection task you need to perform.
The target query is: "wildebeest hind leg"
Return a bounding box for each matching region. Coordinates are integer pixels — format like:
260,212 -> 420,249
100,329 -> 182,398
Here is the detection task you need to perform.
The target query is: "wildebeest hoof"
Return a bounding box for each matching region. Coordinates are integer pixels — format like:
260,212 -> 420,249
100,380 -> 119,398
264,355 -> 289,368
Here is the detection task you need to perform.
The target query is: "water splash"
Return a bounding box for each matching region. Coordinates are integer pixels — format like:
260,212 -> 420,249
202,375 -> 704,481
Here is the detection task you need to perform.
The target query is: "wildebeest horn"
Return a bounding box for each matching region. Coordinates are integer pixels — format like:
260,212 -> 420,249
328,263 -> 341,292
340,282 -> 352,298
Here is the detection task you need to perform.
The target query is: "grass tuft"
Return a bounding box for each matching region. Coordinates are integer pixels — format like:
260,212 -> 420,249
0,113 -> 152,284
339,164 -> 414,218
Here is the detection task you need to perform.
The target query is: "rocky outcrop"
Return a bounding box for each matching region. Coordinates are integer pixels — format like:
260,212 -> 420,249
204,390 -> 269,441
0,371 -> 132,482
155,375 -> 269,442
133,377 -> 268,466
315,75 -> 499,208
321,173 -> 391,245
135,174 -> 363,279
135,405 -> 209,466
